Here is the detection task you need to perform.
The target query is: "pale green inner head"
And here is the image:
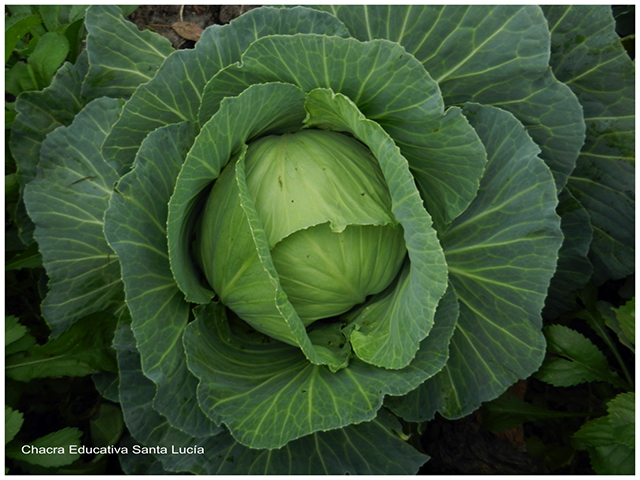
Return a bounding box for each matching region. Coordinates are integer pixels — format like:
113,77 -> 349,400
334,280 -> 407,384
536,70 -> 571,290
198,129 -> 407,328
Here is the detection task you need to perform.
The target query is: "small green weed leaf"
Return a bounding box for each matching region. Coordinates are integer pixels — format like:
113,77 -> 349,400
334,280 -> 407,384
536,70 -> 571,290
69,5 -> 90,23
5,406 -> 24,445
37,5 -> 61,32
5,316 -> 36,355
615,298 -> 635,347
4,105 -> 17,130
6,427 -> 82,467
63,18 -> 85,62
5,242 -> 42,271
605,392 -> 635,449
535,324 -> 624,388
573,392 -> 635,474
5,312 -> 118,382
5,13 -> 41,64
599,300 -> 635,354
480,392 -> 588,432
27,31 -> 69,89
5,316 -> 29,347
90,403 -> 124,447
5,61 -> 39,96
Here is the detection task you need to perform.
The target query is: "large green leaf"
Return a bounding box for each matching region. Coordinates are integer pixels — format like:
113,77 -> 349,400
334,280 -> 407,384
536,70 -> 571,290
202,33 -> 486,232
543,5 -> 635,284
166,83 -> 346,368
389,104 -> 562,420
568,157 -> 634,283
104,122 -> 219,438
113,315 -> 203,474
22,97 -> 125,336
544,5 -> 634,164
198,407 -> 429,475
313,5 -> 585,191
114,315 -> 430,474
102,6 -> 350,173
82,5 -> 174,100
183,286 -> 457,450
9,51 -> 88,176
189,84 -> 448,370
10,52 -> 89,244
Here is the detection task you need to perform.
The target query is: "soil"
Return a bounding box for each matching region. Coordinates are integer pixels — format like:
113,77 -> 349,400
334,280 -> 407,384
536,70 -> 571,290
126,5 -> 258,49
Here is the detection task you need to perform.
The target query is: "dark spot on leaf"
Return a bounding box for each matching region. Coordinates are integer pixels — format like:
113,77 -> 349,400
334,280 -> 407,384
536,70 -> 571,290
70,175 -> 96,186
526,229 -> 548,238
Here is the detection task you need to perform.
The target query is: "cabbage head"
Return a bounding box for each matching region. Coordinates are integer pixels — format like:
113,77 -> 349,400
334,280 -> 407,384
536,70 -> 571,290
11,5 -> 634,474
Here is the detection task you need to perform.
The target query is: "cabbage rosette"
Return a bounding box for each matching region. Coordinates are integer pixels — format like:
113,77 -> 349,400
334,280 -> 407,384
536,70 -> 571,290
12,4 -> 634,475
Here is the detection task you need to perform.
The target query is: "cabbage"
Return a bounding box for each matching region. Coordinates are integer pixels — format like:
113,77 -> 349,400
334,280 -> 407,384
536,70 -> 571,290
11,5 -> 634,474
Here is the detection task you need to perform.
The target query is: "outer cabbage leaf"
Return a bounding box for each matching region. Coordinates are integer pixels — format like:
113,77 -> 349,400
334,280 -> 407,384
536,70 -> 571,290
543,5 -> 635,284
23,97 -> 125,336
115,311 -> 431,474
311,5 -> 585,192
105,122 -> 219,437
82,5 -> 174,99
387,103 -> 562,420
12,5 -> 175,245
10,52 -> 89,244
543,189 -> 593,318
183,287 -> 458,450
102,6 -> 351,173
